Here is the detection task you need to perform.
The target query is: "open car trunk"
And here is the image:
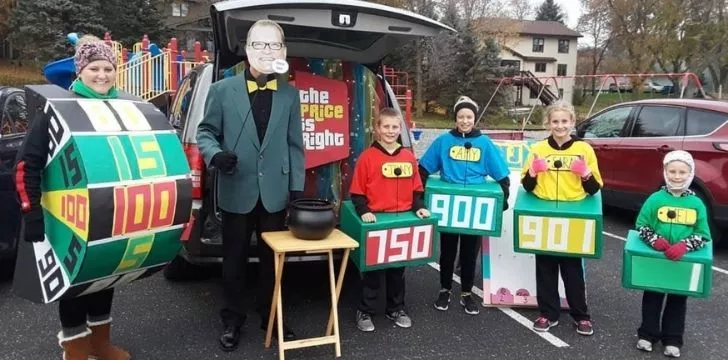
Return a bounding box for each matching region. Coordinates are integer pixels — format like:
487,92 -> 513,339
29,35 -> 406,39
210,0 -> 455,77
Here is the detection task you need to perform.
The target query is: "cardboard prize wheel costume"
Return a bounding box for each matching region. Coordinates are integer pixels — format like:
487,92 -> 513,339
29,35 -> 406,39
13,84 -> 192,304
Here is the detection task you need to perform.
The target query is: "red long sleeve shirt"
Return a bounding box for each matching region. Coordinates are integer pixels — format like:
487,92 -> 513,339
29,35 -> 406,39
349,142 -> 424,213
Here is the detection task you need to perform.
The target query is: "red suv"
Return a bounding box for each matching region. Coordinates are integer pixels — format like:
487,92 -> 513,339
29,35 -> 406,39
575,99 -> 728,243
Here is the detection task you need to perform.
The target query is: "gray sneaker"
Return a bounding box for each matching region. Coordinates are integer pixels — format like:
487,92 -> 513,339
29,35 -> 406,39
356,310 -> 375,332
636,339 -> 652,352
385,310 -> 412,328
664,345 -> 681,358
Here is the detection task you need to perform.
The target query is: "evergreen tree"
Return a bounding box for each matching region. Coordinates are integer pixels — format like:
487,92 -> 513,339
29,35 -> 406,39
103,0 -> 171,47
9,0 -> 106,61
535,0 -> 566,24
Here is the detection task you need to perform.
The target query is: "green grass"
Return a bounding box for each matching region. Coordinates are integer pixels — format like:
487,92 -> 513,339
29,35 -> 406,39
415,91 -> 685,129
0,60 -> 47,88
574,91 -> 682,121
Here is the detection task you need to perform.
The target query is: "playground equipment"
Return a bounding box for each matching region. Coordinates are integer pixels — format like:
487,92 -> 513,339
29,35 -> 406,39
382,65 -> 414,130
42,32 -> 208,101
479,72 -> 707,131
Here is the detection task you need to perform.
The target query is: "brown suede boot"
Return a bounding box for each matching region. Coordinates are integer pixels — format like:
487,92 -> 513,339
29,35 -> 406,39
88,322 -> 131,360
58,329 -> 92,360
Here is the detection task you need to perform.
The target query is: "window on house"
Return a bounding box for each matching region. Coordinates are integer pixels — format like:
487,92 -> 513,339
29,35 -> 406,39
558,39 -> 570,53
558,88 -> 564,98
535,63 -> 546,72
172,3 -> 189,17
532,38 -> 544,52
557,64 -> 567,76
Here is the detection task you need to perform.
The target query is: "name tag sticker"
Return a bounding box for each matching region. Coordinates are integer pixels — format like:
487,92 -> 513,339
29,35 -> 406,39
381,162 -> 413,178
657,206 -> 697,225
449,146 -> 481,162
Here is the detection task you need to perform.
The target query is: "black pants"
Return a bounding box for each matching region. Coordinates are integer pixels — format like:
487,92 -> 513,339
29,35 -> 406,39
638,291 -> 687,347
439,232 -> 480,293
358,267 -> 406,315
220,200 -> 286,327
59,289 -> 114,331
535,254 -> 589,322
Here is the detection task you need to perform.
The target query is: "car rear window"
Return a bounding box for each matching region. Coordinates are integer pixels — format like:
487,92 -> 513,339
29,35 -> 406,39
686,108 -> 728,136
632,106 -> 683,137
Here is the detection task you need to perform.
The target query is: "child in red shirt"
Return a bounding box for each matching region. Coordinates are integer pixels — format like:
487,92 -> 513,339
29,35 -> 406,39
349,107 -> 430,332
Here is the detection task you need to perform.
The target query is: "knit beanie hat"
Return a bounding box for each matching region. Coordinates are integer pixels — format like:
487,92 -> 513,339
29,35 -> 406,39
74,35 -> 116,75
453,96 -> 479,117
663,150 -> 695,191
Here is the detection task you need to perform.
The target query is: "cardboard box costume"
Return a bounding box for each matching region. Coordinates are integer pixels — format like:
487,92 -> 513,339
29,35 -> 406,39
13,85 -> 192,304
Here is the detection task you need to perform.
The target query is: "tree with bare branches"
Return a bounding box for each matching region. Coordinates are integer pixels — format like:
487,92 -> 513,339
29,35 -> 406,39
577,0 -> 612,92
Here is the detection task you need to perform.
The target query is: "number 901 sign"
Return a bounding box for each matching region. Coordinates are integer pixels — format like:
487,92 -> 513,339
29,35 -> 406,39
517,215 -> 597,256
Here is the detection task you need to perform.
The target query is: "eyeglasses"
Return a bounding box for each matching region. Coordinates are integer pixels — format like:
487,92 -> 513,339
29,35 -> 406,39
248,41 -> 284,50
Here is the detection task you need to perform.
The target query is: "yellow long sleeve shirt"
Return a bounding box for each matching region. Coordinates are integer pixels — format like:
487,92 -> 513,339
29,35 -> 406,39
520,136 -> 603,201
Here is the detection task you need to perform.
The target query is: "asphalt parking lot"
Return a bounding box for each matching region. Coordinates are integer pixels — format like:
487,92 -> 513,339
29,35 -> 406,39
1,206 -> 726,360
2,129 -> 725,360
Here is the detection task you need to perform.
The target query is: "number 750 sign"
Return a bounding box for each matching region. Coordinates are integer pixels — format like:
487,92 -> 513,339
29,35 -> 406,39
364,225 -> 435,266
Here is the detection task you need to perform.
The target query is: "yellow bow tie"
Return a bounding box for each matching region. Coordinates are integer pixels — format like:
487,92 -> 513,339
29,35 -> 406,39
247,79 -> 278,93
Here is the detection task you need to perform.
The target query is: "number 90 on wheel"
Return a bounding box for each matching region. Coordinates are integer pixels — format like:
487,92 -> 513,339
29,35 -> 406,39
513,188 -> 603,259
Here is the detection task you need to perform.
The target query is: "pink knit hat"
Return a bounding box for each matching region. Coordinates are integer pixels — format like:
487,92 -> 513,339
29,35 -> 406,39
74,40 -> 116,74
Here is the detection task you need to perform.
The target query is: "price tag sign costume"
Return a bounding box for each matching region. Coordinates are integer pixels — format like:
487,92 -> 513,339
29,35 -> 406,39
418,96 -> 510,314
514,138 -> 604,258
623,150 -> 713,298
341,141 -> 439,272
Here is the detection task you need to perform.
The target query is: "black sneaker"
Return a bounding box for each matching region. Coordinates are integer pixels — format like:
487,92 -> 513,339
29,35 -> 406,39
460,293 -> 479,315
434,289 -> 451,311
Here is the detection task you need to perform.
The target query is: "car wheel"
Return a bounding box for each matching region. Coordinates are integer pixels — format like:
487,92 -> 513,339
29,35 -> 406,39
694,189 -> 723,245
163,254 -> 210,282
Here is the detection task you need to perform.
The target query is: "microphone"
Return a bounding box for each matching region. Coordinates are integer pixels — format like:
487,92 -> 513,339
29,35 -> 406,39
553,160 -> 562,208
463,141 -> 472,187
667,209 -> 676,240
394,167 -> 402,217
667,210 -> 676,219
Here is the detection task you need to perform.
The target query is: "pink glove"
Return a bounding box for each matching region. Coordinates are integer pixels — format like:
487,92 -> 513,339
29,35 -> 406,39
665,242 -> 688,261
652,237 -> 670,251
570,157 -> 591,178
529,156 -> 548,177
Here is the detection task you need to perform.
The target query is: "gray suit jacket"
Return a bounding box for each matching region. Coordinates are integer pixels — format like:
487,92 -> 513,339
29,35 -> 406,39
196,75 -> 305,214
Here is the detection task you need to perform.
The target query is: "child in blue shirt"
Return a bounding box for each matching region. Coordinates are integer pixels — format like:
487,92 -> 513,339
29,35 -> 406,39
418,96 -> 510,315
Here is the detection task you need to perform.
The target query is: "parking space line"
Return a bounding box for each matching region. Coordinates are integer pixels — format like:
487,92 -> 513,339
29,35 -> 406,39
427,262 -> 570,348
602,231 -> 728,275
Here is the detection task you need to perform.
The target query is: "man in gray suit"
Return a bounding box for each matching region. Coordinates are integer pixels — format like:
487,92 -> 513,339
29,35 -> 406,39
196,20 -> 305,351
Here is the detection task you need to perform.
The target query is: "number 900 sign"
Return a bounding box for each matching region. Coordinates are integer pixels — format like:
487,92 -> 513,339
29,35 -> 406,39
430,194 -> 496,231
518,215 -> 596,256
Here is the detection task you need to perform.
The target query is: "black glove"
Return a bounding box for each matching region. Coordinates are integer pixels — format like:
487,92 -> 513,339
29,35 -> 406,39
211,150 -> 238,173
23,208 -> 45,243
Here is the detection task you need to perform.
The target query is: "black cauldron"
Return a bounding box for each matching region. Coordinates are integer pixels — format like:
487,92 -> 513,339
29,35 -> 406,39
287,198 -> 336,240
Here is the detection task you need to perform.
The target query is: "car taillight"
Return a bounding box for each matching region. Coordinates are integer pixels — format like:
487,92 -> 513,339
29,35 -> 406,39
184,143 -> 204,199
713,142 -> 728,152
